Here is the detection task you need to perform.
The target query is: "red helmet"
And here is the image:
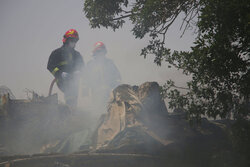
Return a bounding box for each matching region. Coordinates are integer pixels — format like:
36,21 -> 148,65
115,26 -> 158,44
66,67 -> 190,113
62,29 -> 79,43
93,41 -> 107,54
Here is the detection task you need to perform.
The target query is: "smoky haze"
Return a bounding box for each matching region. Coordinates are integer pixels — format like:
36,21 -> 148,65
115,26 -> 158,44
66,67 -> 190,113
0,0 -> 198,156
0,0 -> 195,102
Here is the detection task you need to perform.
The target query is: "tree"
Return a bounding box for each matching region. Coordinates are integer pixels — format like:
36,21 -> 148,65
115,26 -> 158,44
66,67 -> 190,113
83,0 -> 250,122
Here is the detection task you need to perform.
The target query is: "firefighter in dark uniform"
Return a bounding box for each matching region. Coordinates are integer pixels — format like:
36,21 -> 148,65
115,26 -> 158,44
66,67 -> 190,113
47,29 -> 84,109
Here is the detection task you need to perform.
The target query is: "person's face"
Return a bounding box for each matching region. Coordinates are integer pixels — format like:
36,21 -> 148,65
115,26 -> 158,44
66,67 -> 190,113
67,38 -> 78,49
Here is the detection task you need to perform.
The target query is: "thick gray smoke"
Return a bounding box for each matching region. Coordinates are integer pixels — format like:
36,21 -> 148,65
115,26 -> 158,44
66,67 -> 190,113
0,0 -> 195,155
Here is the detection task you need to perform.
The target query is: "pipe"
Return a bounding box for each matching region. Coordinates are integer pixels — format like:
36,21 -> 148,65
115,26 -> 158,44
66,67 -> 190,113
48,78 -> 56,96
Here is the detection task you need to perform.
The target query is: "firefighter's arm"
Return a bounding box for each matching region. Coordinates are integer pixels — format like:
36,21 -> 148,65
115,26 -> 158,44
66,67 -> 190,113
47,51 -> 63,79
74,51 -> 85,72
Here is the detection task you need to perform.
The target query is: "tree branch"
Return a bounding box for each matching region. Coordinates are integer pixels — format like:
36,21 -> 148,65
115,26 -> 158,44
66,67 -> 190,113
111,14 -> 133,21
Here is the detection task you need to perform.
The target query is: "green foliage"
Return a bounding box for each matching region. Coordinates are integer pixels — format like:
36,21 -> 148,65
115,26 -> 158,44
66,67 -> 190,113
163,0 -> 250,121
84,0 -> 129,30
84,0 -> 199,64
84,0 -> 250,121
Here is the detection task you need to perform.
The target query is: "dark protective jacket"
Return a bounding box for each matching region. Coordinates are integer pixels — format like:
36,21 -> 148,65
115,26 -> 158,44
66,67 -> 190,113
47,45 -> 84,80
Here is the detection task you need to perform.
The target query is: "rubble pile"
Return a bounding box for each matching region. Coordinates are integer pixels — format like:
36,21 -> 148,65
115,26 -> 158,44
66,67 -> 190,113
0,82 -> 243,167
90,82 -> 231,157
0,92 -> 76,155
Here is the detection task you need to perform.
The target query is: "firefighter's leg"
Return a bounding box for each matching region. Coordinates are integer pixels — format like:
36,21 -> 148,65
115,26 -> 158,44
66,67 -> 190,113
64,80 -> 79,111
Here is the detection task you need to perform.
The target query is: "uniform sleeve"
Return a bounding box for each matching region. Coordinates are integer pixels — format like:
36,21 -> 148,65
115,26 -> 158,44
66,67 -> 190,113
106,59 -> 121,87
109,60 -> 121,80
47,50 -> 62,78
74,51 -> 84,72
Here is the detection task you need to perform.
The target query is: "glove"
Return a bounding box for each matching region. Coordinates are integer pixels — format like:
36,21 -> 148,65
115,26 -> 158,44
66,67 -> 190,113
61,72 -> 69,80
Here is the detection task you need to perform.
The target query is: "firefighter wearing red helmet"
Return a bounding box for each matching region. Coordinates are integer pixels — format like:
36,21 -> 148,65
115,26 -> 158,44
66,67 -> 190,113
47,29 -> 84,109
83,42 -> 121,112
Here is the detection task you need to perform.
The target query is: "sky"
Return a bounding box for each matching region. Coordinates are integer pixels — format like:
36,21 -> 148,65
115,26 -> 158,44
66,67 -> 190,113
0,0 -> 196,100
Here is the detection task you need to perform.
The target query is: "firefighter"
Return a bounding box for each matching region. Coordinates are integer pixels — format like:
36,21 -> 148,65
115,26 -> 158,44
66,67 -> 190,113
47,29 -> 84,109
83,42 -> 121,111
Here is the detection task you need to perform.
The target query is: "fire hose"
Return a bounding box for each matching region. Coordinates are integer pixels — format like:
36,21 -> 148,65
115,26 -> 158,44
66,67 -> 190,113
48,78 -> 56,96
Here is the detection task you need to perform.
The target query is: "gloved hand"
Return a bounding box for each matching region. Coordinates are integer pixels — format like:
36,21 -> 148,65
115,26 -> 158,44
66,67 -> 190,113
61,72 -> 69,80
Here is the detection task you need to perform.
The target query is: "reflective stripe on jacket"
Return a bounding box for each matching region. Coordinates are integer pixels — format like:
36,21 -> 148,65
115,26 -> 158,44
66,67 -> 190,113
47,45 -> 84,79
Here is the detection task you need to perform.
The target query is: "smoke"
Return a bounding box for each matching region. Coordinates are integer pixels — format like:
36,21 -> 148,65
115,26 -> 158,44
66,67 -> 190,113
0,0 -> 194,101
0,0 -> 195,155
0,94 -> 101,155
